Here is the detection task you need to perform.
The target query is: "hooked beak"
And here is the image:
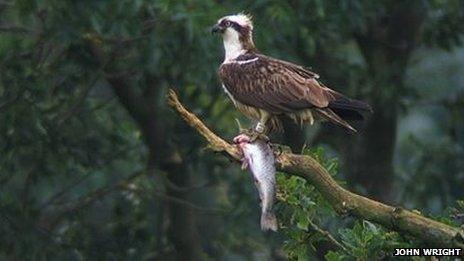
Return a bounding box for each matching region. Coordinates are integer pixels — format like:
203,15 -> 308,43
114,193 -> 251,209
211,24 -> 224,34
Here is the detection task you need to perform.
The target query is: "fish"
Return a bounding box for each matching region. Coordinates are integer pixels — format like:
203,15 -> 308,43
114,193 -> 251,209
233,133 -> 278,231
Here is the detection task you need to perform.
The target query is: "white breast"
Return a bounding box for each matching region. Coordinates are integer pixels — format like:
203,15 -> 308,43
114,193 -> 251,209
222,28 -> 245,62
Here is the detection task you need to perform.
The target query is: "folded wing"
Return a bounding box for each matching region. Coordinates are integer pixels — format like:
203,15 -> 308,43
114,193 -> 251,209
219,54 -> 336,113
219,54 -> 372,131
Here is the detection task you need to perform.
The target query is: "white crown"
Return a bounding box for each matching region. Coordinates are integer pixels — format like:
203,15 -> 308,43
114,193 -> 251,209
220,13 -> 253,30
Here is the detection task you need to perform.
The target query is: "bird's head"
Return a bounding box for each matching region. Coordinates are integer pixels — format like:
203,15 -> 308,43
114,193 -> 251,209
212,13 -> 255,61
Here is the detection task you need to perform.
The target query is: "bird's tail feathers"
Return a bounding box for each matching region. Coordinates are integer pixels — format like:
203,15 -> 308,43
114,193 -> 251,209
330,96 -> 372,112
328,95 -> 372,121
314,108 -> 357,133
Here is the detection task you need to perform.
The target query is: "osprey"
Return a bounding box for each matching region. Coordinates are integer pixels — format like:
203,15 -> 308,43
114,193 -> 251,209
212,13 -> 372,134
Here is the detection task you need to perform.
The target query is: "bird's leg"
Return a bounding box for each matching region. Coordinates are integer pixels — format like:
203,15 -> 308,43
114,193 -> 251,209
249,112 -> 270,142
235,118 -> 256,141
234,118 -> 246,133
234,114 -> 270,142
255,122 -> 266,134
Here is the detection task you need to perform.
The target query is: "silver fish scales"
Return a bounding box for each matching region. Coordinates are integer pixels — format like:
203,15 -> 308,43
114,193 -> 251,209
234,134 -> 278,231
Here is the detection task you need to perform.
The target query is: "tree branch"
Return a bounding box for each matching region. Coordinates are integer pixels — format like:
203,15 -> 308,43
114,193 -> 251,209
307,219 -> 349,253
46,170 -> 145,229
166,89 -> 464,249
125,186 -> 227,214
0,24 -> 34,34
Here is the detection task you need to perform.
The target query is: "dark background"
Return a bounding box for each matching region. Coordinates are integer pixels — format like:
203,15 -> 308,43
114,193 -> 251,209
1,0 -> 463,259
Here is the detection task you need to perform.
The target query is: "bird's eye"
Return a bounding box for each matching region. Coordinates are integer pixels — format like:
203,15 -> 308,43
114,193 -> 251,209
224,21 -> 231,27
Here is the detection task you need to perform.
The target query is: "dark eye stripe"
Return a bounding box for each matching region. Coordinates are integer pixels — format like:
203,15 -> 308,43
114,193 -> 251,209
221,20 -> 241,29
220,19 -> 249,35
230,22 -> 242,31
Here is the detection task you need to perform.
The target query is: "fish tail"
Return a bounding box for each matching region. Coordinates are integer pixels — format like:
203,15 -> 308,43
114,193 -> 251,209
260,211 -> 278,232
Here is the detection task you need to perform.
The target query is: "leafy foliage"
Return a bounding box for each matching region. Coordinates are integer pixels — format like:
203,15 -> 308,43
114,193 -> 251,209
276,148 -> 420,260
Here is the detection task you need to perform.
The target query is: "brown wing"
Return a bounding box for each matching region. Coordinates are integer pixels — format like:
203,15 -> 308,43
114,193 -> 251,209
219,54 -> 335,114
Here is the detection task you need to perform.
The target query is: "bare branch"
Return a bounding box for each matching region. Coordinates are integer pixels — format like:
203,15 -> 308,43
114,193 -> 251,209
0,24 -> 34,34
0,0 -> 13,7
39,173 -> 92,209
0,90 -> 24,113
307,219 -> 349,253
126,186 -> 227,214
160,172 -> 211,192
56,74 -> 100,126
167,89 -> 464,249
46,170 -> 145,229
